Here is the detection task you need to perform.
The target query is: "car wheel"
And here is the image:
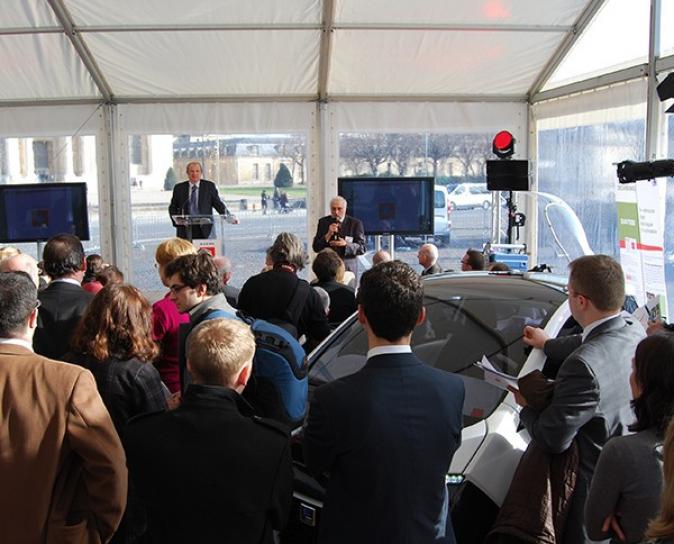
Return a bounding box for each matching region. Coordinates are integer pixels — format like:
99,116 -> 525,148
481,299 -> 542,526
482,200 -> 491,210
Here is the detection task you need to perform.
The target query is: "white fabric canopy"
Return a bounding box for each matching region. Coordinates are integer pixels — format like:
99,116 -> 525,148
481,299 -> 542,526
0,0 -> 600,103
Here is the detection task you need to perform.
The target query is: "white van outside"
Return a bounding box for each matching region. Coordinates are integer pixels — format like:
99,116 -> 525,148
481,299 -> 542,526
433,185 -> 451,245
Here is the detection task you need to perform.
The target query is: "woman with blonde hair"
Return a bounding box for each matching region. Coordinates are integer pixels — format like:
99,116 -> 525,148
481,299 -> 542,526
152,237 -> 197,394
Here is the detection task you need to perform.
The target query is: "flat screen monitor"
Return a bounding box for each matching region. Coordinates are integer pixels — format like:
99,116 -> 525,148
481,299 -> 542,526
486,160 -> 530,191
338,177 -> 434,235
0,182 -> 90,243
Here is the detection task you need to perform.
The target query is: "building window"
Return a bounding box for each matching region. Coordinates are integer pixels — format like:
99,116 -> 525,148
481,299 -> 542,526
252,163 -> 259,180
265,163 -> 272,181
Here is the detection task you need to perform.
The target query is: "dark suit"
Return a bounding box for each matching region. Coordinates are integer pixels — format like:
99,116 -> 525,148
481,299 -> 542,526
422,263 -> 443,276
168,179 -> 228,239
519,316 -> 645,544
34,280 -> 93,360
312,215 -> 366,274
313,279 -> 356,325
304,351 -> 465,543
124,384 -> 293,544
238,268 -> 331,344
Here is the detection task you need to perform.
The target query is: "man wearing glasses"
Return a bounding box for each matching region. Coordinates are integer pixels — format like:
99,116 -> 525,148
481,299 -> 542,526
0,271 -> 127,543
164,251 -> 237,392
511,255 -> 644,544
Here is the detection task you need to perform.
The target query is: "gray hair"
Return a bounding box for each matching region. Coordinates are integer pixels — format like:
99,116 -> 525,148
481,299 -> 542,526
270,232 -> 308,270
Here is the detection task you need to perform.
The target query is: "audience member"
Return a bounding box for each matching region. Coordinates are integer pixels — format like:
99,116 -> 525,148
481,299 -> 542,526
152,238 -> 197,394
34,233 -> 93,359
0,271 -> 127,543
303,261 -> 465,543
0,252 -> 39,286
37,259 -> 50,287
124,318 -> 293,543
489,262 -> 511,272
418,243 -> 442,276
461,248 -> 485,271
372,249 -> 391,266
67,283 -> 167,543
82,253 -> 106,294
164,251 -> 237,391
97,264 -> 124,286
514,255 -> 645,544
585,333 -> 673,543
0,245 -> 21,261
644,417 -> 674,543
213,255 -> 240,308
311,248 -> 357,326
238,232 -> 331,348
68,283 -> 167,433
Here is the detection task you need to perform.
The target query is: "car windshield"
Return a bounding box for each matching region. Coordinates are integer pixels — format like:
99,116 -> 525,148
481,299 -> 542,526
309,275 -> 567,427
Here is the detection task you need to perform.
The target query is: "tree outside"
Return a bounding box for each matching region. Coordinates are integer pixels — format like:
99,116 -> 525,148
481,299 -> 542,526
163,166 -> 177,191
274,163 -> 293,188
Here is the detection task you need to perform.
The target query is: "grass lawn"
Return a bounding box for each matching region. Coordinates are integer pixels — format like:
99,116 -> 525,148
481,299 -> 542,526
219,185 -> 307,198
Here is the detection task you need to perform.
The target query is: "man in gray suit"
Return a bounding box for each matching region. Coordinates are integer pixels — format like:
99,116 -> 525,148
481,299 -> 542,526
512,255 -> 644,544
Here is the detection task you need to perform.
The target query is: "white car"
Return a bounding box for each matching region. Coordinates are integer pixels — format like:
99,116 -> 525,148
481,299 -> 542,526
448,183 -> 497,210
284,271 -> 572,542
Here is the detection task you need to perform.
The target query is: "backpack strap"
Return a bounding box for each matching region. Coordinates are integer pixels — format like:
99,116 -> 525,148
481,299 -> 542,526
282,278 -> 310,326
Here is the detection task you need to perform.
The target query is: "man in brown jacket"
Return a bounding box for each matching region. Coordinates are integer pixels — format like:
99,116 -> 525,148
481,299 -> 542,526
0,271 -> 127,543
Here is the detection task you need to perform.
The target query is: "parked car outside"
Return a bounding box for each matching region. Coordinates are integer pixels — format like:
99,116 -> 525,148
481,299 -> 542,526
448,182 -> 499,210
282,271 -> 571,543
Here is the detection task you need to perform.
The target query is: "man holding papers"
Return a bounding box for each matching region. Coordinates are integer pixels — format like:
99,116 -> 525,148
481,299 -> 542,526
511,255 -> 644,544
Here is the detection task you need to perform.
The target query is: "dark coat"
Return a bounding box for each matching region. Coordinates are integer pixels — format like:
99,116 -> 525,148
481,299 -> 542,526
303,352 -> 465,544
422,263 -> 443,276
168,179 -> 228,239
313,279 -> 356,325
124,384 -> 293,544
34,280 -> 93,360
238,268 -> 331,344
312,215 -> 366,273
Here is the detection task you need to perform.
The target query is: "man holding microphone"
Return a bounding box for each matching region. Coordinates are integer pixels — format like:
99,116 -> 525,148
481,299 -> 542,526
312,196 -> 366,274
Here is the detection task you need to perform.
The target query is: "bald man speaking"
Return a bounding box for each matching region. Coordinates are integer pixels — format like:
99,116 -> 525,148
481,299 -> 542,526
312,196 -> 366,274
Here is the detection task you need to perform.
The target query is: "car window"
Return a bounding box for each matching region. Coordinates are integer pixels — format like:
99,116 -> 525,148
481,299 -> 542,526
434,190 -> 445,209
309,278 -> 566,428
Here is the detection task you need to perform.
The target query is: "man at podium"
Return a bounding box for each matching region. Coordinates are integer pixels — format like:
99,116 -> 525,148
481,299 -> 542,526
168,162 -> 237,240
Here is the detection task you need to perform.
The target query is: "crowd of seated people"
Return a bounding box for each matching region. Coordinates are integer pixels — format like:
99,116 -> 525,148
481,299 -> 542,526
4,236 -> 674,544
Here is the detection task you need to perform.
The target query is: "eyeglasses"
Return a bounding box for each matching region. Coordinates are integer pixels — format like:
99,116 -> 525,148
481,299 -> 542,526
169,283 -> 189,294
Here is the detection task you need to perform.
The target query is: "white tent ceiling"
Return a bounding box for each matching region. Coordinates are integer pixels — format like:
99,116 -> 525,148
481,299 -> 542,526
0,0 -> 600,105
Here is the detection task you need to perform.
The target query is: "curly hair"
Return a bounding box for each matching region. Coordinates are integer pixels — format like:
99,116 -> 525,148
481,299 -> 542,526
630,333 -> 674,436
164,252 -> 221,295
71,283 -> 158,363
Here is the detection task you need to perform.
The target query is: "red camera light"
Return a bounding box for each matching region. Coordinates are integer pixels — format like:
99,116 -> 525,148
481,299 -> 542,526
492,130 -> 515,159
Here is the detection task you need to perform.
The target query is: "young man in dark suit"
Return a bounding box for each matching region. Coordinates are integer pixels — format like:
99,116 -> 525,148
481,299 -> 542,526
303,260 -> 465,544
124,318 -> 293,543
168,161 -> 237,240
513,255 -> 645,544
312,196 -> 366,274
34,233 -> 93,359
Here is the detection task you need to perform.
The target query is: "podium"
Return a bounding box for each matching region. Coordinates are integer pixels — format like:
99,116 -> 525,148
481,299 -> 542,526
171,214 -> 232,256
